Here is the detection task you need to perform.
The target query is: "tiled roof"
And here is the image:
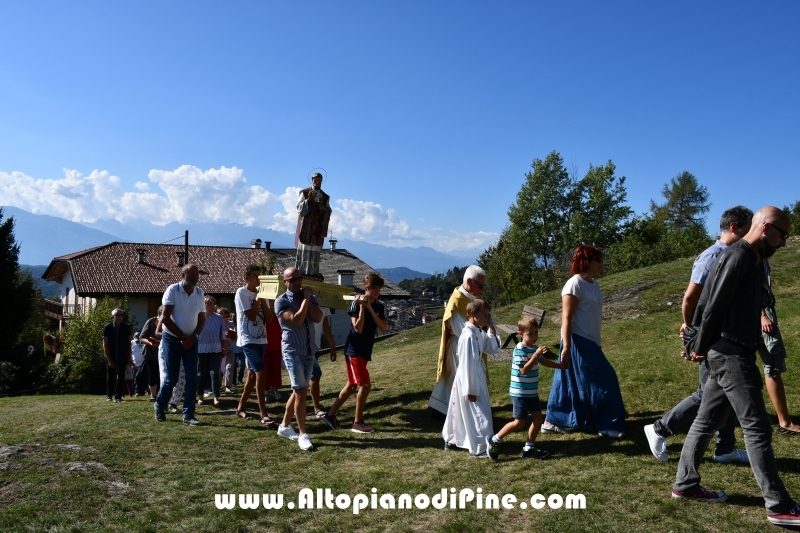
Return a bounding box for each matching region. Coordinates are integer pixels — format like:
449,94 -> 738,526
42,242 -> 409,299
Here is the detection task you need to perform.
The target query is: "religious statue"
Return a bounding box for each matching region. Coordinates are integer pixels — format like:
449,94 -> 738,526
295,172 -> 332,277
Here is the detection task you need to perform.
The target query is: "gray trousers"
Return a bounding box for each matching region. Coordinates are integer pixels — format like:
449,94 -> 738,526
673,342 -> 794,514
653,360 -> 737,455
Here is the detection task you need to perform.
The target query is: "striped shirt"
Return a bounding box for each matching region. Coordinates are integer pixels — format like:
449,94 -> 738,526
509,342 -> 539,398
198,312 -> 226,353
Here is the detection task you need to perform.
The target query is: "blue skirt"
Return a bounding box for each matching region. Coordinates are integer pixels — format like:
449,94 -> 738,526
545,333 -> 626,433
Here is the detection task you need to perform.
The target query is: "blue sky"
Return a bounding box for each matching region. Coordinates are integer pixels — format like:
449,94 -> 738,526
1,1 -> 798,254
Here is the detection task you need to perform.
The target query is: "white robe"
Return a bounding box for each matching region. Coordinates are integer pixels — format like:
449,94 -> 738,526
429,288 -> 497,414
442,322 -> 500,455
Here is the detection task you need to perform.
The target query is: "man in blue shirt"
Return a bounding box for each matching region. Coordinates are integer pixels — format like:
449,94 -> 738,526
645,206 -> 752,463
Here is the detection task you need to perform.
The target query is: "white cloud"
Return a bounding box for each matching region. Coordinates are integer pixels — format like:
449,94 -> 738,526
0,165 -> 278,226
0,166 -> 500,253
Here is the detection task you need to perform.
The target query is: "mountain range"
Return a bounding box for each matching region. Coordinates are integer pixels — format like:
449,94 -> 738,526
3,206 -> 477,275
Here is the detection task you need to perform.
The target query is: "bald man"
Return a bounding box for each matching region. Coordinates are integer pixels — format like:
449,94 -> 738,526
672,207 -> 800,526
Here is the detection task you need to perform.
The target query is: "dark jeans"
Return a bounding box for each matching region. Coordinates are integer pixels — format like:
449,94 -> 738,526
106,360 -> 126,399
134,363 -> 149,394
198,352 -> 222,398
653,360 -> 737,455
155,334 -> 198,419
144,358 -> 160,388
235,351 -> 245,383
673,341 -> 794,514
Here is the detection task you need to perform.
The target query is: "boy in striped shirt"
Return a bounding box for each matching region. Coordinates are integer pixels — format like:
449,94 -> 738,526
486,316 -> 566,460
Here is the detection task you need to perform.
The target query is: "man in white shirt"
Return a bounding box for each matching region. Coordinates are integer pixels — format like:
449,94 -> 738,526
154,263 -> 206,426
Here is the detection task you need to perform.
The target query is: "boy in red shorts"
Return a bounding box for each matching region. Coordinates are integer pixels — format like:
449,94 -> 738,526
323,273 -> 386,433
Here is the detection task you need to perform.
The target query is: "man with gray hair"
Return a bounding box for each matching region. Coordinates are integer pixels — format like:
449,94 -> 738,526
645,206 -> 753,463
155,263 -> 206,426
102,308 -> 133,402
429,265 -> 493,421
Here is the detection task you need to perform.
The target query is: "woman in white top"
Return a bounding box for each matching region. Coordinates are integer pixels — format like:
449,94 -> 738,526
543,245 -> 626,438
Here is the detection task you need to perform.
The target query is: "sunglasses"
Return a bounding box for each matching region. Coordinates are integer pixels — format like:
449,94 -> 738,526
768,223 -> 790,241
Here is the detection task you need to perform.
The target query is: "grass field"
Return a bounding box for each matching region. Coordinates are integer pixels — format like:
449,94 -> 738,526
2,240 -> 800,532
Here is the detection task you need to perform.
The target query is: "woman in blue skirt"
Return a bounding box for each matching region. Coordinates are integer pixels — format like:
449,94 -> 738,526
542,245 -> 626,438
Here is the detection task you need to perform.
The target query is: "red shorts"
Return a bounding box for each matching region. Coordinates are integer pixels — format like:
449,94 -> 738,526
344,354 -> 370,385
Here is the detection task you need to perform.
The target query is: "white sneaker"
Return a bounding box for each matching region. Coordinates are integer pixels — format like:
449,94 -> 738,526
277,424 -> 299,441
714,448 -> 749,464
298,433 -> 314,451
541,421 -> 568,434
644,424 -> 668,462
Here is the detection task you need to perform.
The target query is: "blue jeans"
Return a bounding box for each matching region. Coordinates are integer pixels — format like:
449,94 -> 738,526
134,363 -> 149,394
283,352 -> 314,390
674,340 -> 794,514
156,334 -> 199,419
198,352 -> 222,398
235,351 -> 245,383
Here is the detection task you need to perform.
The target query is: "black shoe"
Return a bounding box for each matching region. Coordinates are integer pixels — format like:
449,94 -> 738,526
444,442 -> 460,451
521,445 -> 550,459
106,396 -> 112,401
183,417 -> 200,426
113,397 -> 123,403
485,435 -> 500,460
168,404 -> 178,413
154,406 -> 166,422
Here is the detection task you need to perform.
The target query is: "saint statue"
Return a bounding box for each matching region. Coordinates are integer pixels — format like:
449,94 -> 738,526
295,172 -> 332,277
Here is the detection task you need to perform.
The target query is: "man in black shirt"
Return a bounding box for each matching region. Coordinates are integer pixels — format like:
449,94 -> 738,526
102,308 -> 133,402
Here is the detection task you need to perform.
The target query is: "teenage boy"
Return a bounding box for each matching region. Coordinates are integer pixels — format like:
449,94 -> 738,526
234,264 -> 276,426
486,316 -> 566,460
323,273 -> 387,433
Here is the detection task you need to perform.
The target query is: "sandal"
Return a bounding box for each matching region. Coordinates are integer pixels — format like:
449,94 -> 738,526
314,409 -> 327,419
260,415 -> 277,427
236,410 -> 252,420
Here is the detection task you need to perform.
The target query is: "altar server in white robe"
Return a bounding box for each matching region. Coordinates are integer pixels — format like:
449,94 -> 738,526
442,299 -> 501,456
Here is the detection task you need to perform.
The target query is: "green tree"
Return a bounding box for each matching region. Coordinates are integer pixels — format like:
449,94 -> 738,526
784,201 -> 800,235
650,171 -> 711,231
507,151 -> 576,273
61,296 -> 134,393
569,161 -> 633,249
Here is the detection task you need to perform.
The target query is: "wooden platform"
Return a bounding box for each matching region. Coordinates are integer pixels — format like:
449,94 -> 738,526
257,275 -> 355,310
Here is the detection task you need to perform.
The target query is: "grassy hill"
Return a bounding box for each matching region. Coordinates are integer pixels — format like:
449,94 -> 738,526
2,240 -> 799,532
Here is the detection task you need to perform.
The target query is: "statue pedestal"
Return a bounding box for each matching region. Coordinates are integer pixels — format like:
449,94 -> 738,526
257,275 -> 355,310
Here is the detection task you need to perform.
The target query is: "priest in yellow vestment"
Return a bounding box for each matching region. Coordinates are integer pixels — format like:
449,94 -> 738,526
428,265 -> 492,416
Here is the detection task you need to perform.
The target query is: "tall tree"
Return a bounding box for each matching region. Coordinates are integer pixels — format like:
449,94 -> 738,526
506,151 -> 576,272
569,161 -> 633,248
649,171 -> 711,231
0,207 -> 36,357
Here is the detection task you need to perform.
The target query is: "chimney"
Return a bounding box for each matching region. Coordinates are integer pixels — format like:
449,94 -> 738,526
329,238 -> 338,251
176,251 -> 186,267
136,248 -> 146,264
264,241 -> 271,251
250,239 -> 262,249
337,269 -> 355,287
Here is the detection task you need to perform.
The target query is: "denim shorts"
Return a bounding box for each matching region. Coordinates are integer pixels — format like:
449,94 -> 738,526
512,396 -> 542,419
761,307 -> 787,378
283,352 -> 314,390
310,357 -> 322,381
242,343 -> 265,372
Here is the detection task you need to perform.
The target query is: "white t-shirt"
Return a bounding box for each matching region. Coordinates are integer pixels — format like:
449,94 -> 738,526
561,274 -> 603,346
235,286 -> 267,346
131,340 -> 145,366
311,307 -> 332,354
162,282 -> 205,338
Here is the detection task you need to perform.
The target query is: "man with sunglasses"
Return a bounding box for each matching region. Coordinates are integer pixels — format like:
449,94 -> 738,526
274,267 -> 323,451
428,265 -> 492,421
671,207 -> 800,526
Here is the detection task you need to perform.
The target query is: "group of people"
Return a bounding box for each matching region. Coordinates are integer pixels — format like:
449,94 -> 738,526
105,261 -> 388,452
428,205 -> 800,527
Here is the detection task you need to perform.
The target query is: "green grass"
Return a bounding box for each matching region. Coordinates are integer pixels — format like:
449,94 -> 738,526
2,240 -> 800,532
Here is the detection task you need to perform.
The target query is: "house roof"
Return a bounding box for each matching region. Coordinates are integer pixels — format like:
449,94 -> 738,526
42,242 -> 409,299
